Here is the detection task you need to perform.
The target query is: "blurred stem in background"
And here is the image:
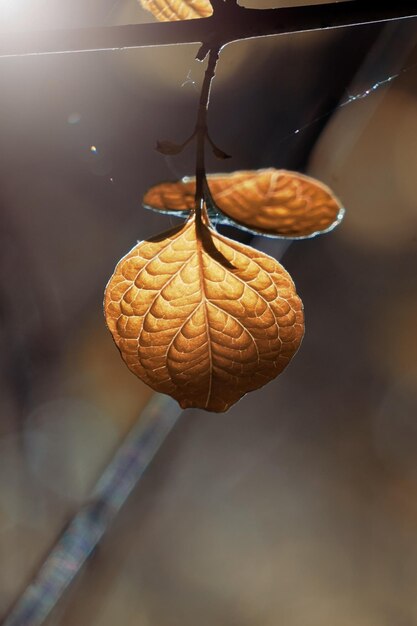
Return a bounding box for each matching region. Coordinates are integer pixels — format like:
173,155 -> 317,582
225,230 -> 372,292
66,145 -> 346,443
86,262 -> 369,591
3,395 -> 182,626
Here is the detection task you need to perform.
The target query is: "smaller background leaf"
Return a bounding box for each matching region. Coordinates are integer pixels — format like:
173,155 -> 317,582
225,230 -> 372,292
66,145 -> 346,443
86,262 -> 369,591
143,169 -> 345,239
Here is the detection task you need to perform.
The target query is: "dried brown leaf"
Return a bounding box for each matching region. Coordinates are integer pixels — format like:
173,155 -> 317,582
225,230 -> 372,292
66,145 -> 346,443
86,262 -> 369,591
156,140 -> 185,155
140,0 -> 212,22
143,168 -> 344,238
210,144 -> 232,159
104,216 -> 304,412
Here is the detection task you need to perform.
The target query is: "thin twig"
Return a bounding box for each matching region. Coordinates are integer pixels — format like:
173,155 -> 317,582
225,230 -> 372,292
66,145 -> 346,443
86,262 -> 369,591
194,45 -> 221,225
0,1 -> 416,58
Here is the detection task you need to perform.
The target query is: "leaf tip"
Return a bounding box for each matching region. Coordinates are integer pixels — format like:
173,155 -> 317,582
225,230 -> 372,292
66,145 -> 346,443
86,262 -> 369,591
156,140 -> 184,156
212,146 -> 232,159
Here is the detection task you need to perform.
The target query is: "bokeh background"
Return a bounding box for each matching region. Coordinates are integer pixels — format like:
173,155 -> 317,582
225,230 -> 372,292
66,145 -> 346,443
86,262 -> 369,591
1,1 -> 417,624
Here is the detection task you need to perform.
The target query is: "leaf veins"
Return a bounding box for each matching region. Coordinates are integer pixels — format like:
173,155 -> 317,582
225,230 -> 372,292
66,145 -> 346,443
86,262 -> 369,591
143,168 -> 345,238
104,216 -> 304,412
139,0 -> 212,22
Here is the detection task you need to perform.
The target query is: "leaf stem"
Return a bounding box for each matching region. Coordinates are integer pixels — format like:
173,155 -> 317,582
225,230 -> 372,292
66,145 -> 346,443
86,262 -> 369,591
194,45 -> 221,226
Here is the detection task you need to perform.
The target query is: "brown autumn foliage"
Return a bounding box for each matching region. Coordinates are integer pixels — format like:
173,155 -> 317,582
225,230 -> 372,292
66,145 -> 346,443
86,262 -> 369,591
107,2 -> 344,412
143,169 -> 345,238
140,0 -> 212,22
104,216 -> 304,412
105,165 -> 343,412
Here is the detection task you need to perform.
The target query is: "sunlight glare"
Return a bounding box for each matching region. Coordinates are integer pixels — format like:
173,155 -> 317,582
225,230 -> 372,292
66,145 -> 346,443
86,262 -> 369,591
0,0 -> 27,20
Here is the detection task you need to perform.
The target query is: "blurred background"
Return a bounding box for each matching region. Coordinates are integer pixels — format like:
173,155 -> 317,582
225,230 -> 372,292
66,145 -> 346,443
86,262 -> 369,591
1,0 -> 417,624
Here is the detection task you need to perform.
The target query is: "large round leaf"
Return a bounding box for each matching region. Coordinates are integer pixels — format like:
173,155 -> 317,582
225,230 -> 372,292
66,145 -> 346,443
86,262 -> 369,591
105,216 -> 304,412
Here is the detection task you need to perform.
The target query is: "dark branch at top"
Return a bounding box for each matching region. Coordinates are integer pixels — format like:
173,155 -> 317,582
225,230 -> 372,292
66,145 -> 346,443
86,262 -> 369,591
0,0 -> 416,58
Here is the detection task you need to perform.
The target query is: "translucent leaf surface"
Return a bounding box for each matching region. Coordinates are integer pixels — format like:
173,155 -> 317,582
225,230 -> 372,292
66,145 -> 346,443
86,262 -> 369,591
104,216 -> 304,412
143,169 -> 345,239
139,0 -> 212,22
